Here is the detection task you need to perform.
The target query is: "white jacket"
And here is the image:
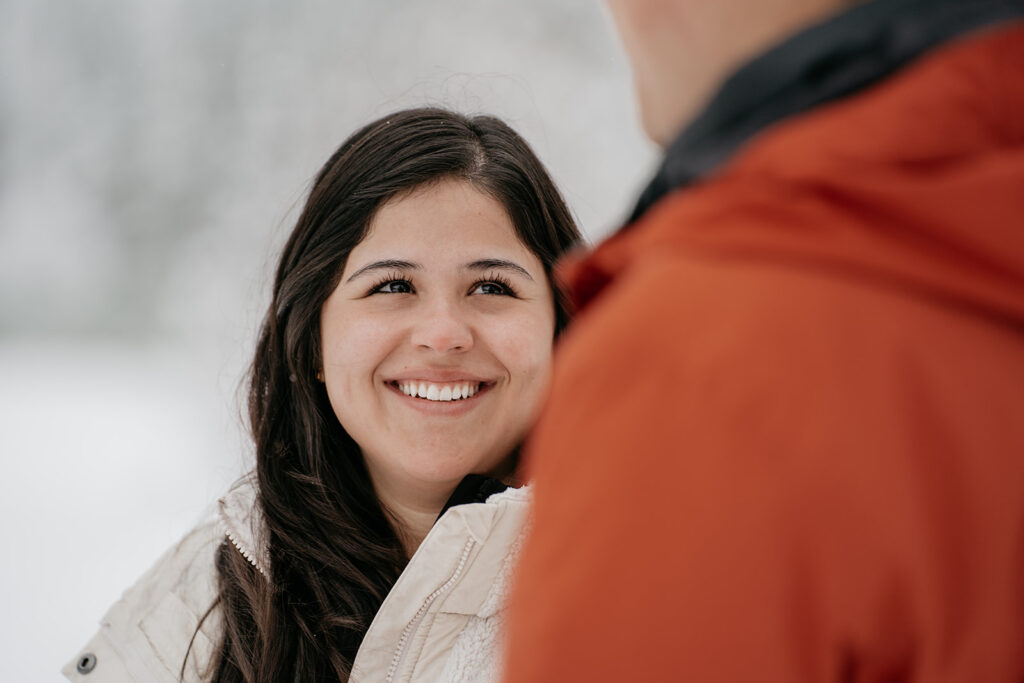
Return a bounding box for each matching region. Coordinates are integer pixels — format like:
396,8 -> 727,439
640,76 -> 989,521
63,478 -> 530,682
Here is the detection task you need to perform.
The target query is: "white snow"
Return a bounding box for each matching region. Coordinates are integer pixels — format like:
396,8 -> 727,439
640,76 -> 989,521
0,340 -> 248,680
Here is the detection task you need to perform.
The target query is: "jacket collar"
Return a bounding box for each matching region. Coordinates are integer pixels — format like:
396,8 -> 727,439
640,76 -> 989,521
218,474 -> 271,578
436,474 -> 511,521
217,473 -> 516,580
629,0 -> 1024,223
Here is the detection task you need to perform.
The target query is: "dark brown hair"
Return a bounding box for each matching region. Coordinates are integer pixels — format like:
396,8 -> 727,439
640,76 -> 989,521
206,108 -> 580,681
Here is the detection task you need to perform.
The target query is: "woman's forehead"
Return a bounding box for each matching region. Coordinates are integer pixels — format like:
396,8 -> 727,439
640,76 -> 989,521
351,179 -> 534,263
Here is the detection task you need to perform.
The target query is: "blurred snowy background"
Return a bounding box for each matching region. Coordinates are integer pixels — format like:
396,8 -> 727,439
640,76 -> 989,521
0,1 -> 655,678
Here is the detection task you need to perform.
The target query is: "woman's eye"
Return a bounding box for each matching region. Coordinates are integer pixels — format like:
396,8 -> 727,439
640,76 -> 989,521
373,280 -> 413,294
471,281 -> 513,296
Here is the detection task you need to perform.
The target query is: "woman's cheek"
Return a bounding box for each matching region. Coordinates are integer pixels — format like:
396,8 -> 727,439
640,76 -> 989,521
501,315 -> 556,390
322,317 -> 403,393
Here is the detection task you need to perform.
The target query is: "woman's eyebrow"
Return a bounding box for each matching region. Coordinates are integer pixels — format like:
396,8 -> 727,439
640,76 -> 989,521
465,259 -> 534,281
345,259 -> 419,283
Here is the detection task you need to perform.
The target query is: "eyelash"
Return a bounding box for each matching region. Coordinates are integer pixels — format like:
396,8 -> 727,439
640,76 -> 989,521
473,273 -> 517,297
365,272 -> 519,297
367,272 -> 414,295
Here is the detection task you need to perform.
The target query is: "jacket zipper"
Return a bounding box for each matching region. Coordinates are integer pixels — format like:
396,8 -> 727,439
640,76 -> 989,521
384,538 -> 476,683
221,521 -> 267,578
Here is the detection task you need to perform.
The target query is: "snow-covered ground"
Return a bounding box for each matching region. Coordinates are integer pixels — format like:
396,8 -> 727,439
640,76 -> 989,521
0,341 -> 248,680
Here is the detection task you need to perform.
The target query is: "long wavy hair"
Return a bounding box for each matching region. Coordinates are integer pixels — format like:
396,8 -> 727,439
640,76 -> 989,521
205,108 -> 580,681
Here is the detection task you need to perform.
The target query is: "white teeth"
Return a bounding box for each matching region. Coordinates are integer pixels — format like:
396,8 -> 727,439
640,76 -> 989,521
397,381 -> 482,402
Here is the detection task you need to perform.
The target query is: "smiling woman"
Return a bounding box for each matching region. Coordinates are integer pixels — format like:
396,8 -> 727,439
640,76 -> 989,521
63,109 -> 581,683
323,179 -> 557,554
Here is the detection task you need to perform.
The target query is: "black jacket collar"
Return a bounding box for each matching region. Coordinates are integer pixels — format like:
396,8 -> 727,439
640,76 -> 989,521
436,474 -> 511,521
629,0 -> 1024,223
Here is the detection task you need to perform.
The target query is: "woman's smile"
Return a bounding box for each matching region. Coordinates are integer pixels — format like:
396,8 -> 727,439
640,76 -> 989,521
384,378 -> 497,417
384,368 -> 497,407
395,380 -> 482,402
390,380 -> 489,402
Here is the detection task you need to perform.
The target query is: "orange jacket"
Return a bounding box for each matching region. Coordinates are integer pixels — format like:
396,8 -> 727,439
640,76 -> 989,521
505,20 -> 1024,683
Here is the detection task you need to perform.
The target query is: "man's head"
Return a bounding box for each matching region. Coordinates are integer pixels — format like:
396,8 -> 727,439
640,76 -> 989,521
604,0 -> 861,146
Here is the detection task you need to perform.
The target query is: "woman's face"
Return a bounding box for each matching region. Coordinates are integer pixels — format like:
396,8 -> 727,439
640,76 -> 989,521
321,178 -> 556,504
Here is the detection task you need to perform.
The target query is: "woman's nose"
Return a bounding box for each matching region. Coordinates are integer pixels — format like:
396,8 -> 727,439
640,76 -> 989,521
410,301 -> 474,353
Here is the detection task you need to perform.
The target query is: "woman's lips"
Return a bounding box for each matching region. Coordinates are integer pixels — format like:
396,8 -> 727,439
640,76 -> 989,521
392,379 -> 484,402
385,379 -> 495,409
